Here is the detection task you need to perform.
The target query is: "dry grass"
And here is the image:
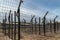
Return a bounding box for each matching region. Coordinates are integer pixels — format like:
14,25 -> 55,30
20,28 -> 60,40
20,32 -> 60,40
0,33 -> 12,40
0,28 -> 60,40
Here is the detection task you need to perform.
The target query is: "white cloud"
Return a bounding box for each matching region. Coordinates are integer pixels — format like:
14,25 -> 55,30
1,0 -> 60,22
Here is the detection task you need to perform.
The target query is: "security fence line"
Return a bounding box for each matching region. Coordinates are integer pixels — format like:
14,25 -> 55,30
2,11 -> 59,40
1,0 -> 60,40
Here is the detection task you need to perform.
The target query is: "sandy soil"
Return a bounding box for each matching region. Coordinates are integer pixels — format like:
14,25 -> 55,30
20,32 -> 60,40
0,33 -> 12,40
0,29 -> 60,40
0,32 -> 60,40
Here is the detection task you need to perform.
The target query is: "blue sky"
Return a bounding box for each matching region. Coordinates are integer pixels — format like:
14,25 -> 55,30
0,0 -> 60,22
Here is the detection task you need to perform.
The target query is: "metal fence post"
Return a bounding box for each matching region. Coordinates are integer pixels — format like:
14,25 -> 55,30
42,11 -> 48,36
54,16 -> 58,33
23,18 -> 26,30
50,20 -> 52,32
10,13 -> 13,40
39,17 -> 41,35
54,19 -> 56,33
30,15 -> 35,34
8,10 -> 11,38
35,18 -> 37,34
16,0 -> 23,40
2,19 -> 4,34
14,11 -> 16,40
31,19 -> 33,34
4,13 -> 7,35
56,22 -> 59,32
43,17 -> 46,36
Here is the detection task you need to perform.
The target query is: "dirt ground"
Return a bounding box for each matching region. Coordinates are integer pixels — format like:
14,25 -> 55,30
0,29 -> 60,40
0,32 -> 12,40
0,32 -> 60,40
20,32 -> 60,40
